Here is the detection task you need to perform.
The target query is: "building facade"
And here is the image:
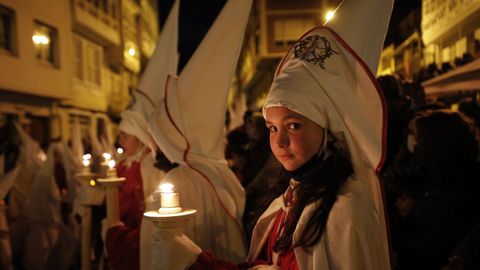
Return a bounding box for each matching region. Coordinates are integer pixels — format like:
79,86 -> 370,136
233,0 -> 340,110
378,0 -> 480,99
0,0 -> 158,151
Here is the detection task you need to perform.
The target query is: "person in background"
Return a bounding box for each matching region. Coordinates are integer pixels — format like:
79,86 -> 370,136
393,110 -> 480,270
103,110 -> 164,270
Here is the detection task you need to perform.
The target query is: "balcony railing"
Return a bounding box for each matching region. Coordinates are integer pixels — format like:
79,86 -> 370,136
74,0 -> 118,31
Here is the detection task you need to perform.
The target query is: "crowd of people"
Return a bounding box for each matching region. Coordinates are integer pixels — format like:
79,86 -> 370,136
1,0 -> 480,269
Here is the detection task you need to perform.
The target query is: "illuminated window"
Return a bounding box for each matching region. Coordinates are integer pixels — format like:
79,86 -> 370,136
33,21 -> 58,66
455,37 -> 467,58
0,4 -> 16,55
442,47 -> 451,63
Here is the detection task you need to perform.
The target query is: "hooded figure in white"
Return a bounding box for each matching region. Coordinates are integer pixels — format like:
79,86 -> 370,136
155,0 -> 393,269
246,0 -> 393,269
7,123 -> 46,262
103,1 -> 178,269
0,159 -> 21,270
23,142 -> 78,270
148,0 -> 252,268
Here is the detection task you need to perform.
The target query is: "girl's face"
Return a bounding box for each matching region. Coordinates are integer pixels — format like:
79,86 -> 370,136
118,131 -> 140,156
265,106 -> 325,171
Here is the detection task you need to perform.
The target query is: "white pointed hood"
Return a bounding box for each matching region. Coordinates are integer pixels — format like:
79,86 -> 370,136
14,122 -> 46,165
89,128 -> 104,156
71,117 -> 84,158
126,0 -> 179,121
120,0 -> 179,156
150,0 -> 251,162
149,0 -> 252,222
325,0 -> 393,74
263,0 -> 393,262
23,143 -> 62,224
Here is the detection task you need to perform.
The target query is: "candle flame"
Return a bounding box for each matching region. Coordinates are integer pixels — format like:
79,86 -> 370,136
103,152 -> 112,161
108,159 -> 116,169
116,147 -> 124,154
89,179 -> 96,186
82,159 -> 90,167
159,183 -> 174,193
83,153 -> 92,160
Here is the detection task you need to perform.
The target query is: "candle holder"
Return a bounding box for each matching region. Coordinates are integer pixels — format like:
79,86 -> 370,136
75,168 -> 104,270
98,159 -> 117,179
97,160 -> 125,223
143,183 -> 196,233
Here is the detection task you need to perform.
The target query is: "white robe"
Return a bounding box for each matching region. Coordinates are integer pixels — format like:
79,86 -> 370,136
155,162 -> 247,263
139,155 -> 164,270
247,177 -> 391,270
23,144 -> 77,270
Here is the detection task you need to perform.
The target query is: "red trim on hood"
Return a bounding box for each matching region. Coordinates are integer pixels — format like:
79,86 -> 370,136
134,88 -> 156,108
274,26 -> 392,265
274,26 -> 387,173
162,75 -> 245,238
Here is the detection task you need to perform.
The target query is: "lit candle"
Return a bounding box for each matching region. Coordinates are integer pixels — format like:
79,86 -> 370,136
81,154 -> 91,174
116,147 -> 124,154
158,183 -> 182,214
82,159 -> 90,167
103,152 -> 112,161
107,159 -> 117,177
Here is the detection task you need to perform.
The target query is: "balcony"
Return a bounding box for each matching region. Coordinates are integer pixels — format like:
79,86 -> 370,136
72,0 -> 121,46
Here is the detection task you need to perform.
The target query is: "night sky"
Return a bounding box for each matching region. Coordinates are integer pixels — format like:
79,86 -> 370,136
157,0 -> 422,72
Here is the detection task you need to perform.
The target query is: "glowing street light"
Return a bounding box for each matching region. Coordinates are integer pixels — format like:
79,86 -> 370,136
325,10 -> 335,23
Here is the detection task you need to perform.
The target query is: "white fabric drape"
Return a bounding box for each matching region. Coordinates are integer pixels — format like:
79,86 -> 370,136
148,0 -> 252,265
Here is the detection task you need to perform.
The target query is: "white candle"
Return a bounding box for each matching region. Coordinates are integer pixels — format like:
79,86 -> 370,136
82,159 -> 90,167
81,158 -> 91,174
158,183 -> 182,214
107,159 -> 117,177
103,152 -> 112,161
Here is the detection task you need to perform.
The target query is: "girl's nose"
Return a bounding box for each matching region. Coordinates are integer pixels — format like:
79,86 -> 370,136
274,129 -> 289,148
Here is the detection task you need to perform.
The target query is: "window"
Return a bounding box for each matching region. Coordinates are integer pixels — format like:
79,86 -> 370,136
72,36 -> 83,80
81,0 -> 118,28
442,46 -> 451,63
0,4 -> 16,54
72,34 -> 102,86
455,37 -> 467,58
33,21 -> 58,66
273,18 -> 315,48
86,45 -> 101,85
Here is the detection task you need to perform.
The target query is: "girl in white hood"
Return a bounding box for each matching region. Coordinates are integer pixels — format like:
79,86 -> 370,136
161,0 -> 394,269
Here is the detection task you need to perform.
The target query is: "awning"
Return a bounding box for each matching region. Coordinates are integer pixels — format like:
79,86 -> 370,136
422,57 -> 480,95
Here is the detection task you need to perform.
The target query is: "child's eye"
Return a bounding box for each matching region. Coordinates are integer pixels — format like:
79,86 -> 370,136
267,126 -> 277,133
287,123 -> 300,130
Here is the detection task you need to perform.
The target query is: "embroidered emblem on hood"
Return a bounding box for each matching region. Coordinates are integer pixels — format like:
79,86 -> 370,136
293,35 -> 339,69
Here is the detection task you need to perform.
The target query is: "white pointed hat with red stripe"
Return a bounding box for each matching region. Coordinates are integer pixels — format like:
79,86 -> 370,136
149,0 -> 252,222
263,0 -> 394,260
120,0 -> 180,154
